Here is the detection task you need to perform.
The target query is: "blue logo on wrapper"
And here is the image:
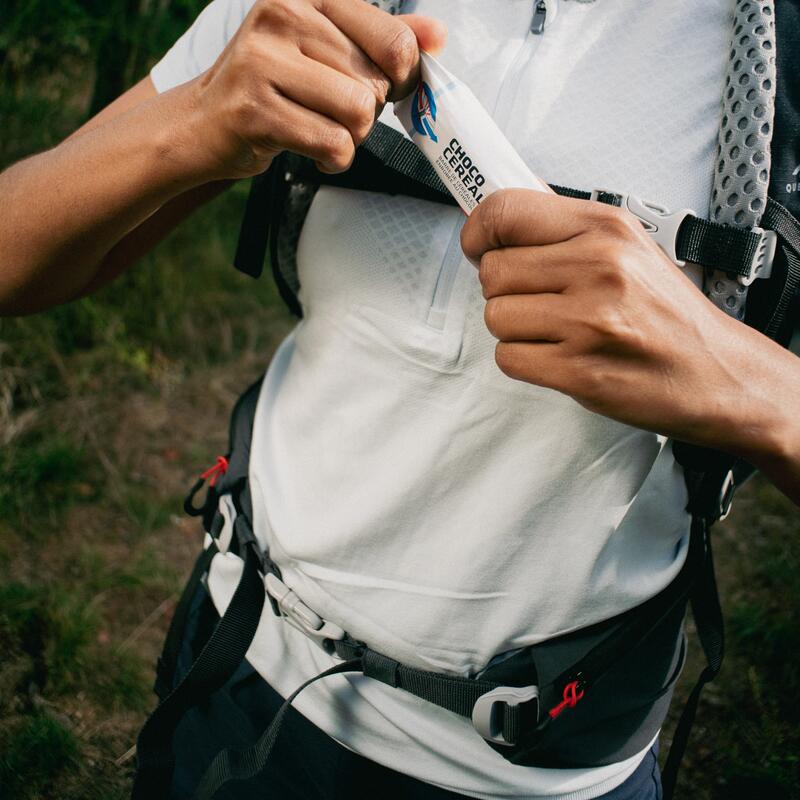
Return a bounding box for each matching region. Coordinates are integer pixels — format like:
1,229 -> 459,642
411,81 -> 438,142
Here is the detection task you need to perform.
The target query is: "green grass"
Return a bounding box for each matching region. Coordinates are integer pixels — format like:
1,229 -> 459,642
0,431 -> 89,535
0,82 -> 293,797
0,713 -> 80,799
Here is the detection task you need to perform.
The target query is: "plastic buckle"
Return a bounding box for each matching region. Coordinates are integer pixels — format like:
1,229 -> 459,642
590,189 -> 694,267
738,227 -> 777,286
265,573 -> 346,654
471,685 -> 540,746
718,469 -> 736,521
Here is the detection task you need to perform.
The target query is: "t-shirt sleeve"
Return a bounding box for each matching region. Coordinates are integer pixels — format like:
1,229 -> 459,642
150,0 -> 257,93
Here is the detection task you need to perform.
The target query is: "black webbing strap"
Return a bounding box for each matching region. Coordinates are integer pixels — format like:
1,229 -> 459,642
234,121 -> 766,288
155,544 -> 218,700
192,659 -> 363,800
234,168 -> 274,279
761,198 -> 800,340
359,121 -> 451,197
661,520 -> 724,800
346,646 -> 516,718
676,216 -> 762,279
133,540 -> 265,800
189,648 -> 529,800
355,126 -> 765,279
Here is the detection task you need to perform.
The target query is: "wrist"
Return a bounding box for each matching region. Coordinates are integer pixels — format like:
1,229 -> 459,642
711,318 -> 800,471
148,79 -> 234,190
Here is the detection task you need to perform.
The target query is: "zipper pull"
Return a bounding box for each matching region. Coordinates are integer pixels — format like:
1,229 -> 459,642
531,0 -> 547,34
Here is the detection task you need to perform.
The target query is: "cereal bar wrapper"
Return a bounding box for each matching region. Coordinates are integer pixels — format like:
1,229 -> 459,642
393,52 -> 550,215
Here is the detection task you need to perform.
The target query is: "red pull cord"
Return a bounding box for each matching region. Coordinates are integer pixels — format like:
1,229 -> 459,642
200,455 -> 229,487
548,680 -> 586,719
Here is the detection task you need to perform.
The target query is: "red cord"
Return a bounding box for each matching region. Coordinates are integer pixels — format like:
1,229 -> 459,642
548,680 -> 585,719
200,455 -> 229,487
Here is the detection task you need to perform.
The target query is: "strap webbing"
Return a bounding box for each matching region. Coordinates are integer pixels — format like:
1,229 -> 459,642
234,121 -> 767,290
188,648 -> 530,800
192,659 -> 363,800
359,121 -> 450,197
761,198 -> 800,339
662,524 -> 724,800
154,544 -> 218,699
234,170 -> 273,279
676,216 -> 761,279
133,541 -> 265,799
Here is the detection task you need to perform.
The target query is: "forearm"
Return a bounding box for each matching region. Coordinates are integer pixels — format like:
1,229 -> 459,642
0,80 -> 211,314
713,322 -> 800,504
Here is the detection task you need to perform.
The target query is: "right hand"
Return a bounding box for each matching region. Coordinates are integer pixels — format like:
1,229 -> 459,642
188,0 -> 447,180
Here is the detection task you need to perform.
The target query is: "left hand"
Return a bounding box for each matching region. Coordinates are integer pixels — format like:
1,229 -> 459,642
460,188 -> 779,452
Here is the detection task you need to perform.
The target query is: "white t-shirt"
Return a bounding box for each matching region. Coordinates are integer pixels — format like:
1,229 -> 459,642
152,1 -> 732,797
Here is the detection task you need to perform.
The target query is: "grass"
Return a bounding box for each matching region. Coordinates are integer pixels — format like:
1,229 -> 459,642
1,72 -> 799,800
0,142 -> 294,796
664,479 -> 800,799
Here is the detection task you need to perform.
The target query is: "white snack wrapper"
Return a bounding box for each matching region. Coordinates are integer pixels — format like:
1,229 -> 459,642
394,52 -> 550,215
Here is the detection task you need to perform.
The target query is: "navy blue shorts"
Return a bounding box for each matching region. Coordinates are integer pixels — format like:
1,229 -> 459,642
169,588 -> 663,800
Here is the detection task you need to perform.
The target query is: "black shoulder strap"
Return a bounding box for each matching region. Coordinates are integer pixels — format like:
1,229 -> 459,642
768,0 -> 800,224
661,520 -> 725,799
133,538 -> 265,799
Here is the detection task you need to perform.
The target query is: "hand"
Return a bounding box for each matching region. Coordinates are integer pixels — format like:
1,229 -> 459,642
187,0 -> 446,180
460,188 -> 798,463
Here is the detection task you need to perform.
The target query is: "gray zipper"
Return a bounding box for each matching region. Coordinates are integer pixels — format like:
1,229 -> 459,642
426,0 -> 555,331
531,0 -> 548,34
427,218 -> 466,330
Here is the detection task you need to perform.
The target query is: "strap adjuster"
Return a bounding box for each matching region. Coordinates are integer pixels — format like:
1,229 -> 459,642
590,189 -> 694,267
471,685 -> 539,746
738,227 -> 777,286
265,573 -> 346,655
718,469 -> 736,521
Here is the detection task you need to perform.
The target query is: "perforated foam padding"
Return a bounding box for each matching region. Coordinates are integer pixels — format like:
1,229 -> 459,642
706,0 -> 777,318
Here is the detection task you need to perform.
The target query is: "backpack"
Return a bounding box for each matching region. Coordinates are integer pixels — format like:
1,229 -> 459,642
133,2 -> 800,798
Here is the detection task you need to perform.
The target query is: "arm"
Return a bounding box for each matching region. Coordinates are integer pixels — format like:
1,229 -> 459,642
0,0 -> 447,316
0,76 -> 224,314
461,189 -> 800,505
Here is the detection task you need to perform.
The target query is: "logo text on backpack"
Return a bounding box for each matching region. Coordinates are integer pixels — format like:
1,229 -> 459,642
786,164 -> 800,195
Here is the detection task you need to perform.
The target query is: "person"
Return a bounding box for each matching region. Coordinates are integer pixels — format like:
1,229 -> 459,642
1,0 -> 798,798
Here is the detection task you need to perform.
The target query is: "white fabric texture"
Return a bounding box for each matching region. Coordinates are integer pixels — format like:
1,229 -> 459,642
152,1 -> 733,797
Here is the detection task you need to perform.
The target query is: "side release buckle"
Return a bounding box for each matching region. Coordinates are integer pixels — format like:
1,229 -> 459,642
471,685 -> 540,746
265,573 -> 346,654
590,189 -> 694,267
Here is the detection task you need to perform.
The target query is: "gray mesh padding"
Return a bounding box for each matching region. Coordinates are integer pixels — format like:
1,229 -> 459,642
706,0 -> 777,318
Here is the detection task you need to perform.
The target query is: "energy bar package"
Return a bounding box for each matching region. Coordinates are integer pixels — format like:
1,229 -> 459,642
393,52 -> 550,215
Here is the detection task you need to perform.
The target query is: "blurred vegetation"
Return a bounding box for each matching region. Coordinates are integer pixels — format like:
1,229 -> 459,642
0,3 -> 799,800
1,4 -> 293,798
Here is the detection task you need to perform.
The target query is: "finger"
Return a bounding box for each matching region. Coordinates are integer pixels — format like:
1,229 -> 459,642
298,10 -> 396,107
262,92 -> 356,173
461,189 -> 634,263
494,341 -> 570,391
276,50 -> 376,143
321,0 -> 434,99
401,14 -> 448,55
484,294 -> 572,343
478,244 -> 573,299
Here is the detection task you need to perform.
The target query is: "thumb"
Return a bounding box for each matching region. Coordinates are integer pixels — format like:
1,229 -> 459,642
402,14 -> 448,55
